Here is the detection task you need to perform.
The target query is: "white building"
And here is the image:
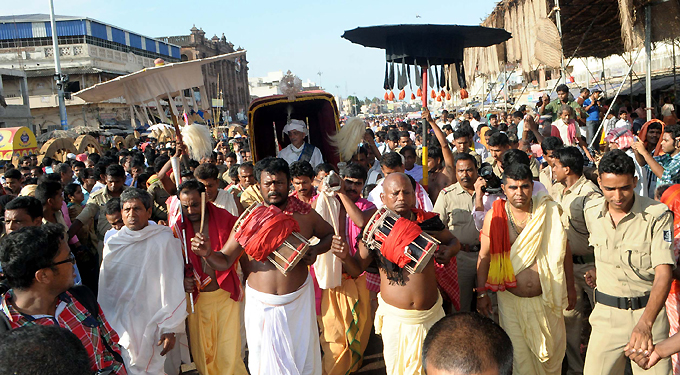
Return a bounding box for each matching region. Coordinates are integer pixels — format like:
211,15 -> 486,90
248,70 -> 321,99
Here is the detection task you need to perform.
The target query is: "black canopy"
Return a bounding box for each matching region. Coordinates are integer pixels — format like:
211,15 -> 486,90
342,24 -> 512,65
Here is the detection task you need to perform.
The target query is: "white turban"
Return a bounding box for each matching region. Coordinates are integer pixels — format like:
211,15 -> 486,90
282,119 -> 308,136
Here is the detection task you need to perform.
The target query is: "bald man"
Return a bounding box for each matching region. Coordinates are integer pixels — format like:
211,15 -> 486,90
422,312 -> 514,375
336,173 -> 460,374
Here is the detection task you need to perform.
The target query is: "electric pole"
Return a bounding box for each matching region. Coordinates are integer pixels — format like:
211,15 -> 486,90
49,0 -> 68,129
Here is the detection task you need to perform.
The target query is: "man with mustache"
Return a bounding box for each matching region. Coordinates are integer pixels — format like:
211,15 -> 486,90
476,163 -> 571,375
290,160 -> 317,205
433,153 -> 481,313
192,157 -> 335,375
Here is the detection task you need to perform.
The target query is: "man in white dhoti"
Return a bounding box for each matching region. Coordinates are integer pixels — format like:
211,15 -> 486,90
277,119 -> 324,168
191,158 -> 335,375
98,188 -> 188,375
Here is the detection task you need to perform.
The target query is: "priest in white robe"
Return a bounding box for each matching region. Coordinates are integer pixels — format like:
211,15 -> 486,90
278,119 -> 324,168
98,188 -> 189,375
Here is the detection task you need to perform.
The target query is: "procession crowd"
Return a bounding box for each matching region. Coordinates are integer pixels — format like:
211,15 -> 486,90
0,84 -> 680,375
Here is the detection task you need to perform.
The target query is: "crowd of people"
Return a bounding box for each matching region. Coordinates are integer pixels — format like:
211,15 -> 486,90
0,85 -> 679,375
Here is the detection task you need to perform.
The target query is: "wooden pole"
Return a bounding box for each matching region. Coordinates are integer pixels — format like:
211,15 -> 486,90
421,65 -> 429,189
200,192 -> 206,233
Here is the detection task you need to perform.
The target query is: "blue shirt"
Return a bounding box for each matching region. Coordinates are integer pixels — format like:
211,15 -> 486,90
584,98 -> 600,121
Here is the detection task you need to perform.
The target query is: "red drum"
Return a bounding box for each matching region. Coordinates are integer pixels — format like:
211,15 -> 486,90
362,207 -> 440,273
234,203 -> 311,275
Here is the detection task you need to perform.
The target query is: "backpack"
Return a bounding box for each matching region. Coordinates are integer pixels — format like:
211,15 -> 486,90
0,284 -> 124,365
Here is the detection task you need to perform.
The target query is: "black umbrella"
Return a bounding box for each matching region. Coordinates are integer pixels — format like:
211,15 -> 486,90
342,23 -> 511,186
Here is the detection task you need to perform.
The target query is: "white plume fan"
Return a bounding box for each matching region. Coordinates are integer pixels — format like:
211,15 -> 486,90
330,117 -> 365,162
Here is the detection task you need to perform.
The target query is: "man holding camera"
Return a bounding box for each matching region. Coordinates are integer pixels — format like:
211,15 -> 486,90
433,153 -> 481,313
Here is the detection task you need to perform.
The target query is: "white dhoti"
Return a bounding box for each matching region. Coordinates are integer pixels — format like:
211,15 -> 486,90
375,293 -> 445,375
244,273 -> 322,375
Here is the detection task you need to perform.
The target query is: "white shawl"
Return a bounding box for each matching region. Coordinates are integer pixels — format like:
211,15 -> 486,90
99,223 -> 189,374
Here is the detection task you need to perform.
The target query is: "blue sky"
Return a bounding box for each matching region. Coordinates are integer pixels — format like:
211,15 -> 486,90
3,0 -> 499,98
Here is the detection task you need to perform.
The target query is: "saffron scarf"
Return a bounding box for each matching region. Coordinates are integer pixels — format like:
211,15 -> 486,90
662,184 -> 680,295
484,198 -> 517,291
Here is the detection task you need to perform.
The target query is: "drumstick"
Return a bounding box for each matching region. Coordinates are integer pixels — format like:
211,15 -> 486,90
200,192 -> 206,233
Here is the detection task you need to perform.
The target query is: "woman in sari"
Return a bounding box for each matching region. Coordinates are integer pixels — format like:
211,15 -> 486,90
661,184 -> 680,374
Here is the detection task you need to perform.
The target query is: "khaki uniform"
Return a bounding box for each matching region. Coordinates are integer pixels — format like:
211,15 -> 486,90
147,180 -> 169,221
486,156 -> 540,180
583,195 -> 675,375
539,166 -> 566,200
555,176 -> 601,375
433,182 -> 480,312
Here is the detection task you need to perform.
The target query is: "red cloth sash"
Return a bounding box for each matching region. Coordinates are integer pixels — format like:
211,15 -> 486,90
380,208 -> 439,267
180,202 -> 241,302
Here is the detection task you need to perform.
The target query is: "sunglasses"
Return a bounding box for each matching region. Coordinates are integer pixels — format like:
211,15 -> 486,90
50,252 -> 76,267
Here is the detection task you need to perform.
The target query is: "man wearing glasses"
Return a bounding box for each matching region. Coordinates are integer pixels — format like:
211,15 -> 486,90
0,223 -> 126,374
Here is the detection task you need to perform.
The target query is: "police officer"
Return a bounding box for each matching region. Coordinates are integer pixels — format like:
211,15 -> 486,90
583,150 -> 675,375
433,153 -> 480,312
552,147 -> 602,375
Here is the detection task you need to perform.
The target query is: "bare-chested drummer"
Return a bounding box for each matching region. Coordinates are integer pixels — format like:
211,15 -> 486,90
192,157 -> 334,375
476,163 -> 573,374
335,172 -> 460,374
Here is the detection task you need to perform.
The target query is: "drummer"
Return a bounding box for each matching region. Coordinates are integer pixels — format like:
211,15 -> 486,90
336,172 -> 460,374
193,157 -> 335,375
278,119 -> 324,168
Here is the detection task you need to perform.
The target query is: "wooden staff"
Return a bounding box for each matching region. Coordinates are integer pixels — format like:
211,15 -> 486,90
200,192 -> 206,233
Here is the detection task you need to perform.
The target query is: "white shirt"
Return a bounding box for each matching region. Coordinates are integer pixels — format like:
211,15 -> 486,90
474,141 -> 490,162
277,142 -> 324,168
405,164 -> 423,182
517,119 -> 525,140
614,119 -> 631,131
552,119 -> 582,146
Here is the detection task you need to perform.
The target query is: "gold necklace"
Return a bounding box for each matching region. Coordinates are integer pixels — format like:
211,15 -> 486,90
506,200 -> 533,232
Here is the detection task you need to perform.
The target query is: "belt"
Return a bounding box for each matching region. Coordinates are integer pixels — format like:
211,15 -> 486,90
572,254 -> 595,264
461,244 -> 481,253
594,289 -> 650,310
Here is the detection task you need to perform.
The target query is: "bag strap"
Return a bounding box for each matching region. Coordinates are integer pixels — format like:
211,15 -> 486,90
298,143 -> 315,163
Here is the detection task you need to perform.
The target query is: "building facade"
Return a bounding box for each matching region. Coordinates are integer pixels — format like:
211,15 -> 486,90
159,26 -> 250,123
0,14 -> 180,133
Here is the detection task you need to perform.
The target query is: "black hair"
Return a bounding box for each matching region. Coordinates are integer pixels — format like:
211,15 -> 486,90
290,161 -> 315,180
553,146 -> 584,176
106,164 -> 126,179
489,114 -> 497,120
656,184 -> 674,200
598,149 -> 636,177
556,83 -> 570,93
259,157 -> 290,181
228,164 -> 240,180
103,197 -> 121,216
177,179 -> 206,198
120,188 -> 152,210
0,325 -> 92,375
72,161 -> 86,169
5,196 -> 42,220
88,153 -> 101,164
387,129 -> 400,142
314,163 -> 335,176
665,124 -> 680,140
487,132 -> 510,147
423,312 -> 513,375
454,152 -> 478,168
648,122 -> 663,131
452,129 -> 468,141
194,163 -> 219,180
4,168 -> 21,181
502,163 -> 533,183
380,152 -> 404,169
152,154 -> 170,174
225,151 -> 237,160
512,110 -> 524,119
0,223 -> 65,289
78,168 -> 95,184
41,156 -> 53,168
442,124 -> 454,133
63,183 -> 81,201
399,145 -> 416,157
354,145 -> 368,157
398,130 -> 410,140
501,149 -> 531,168
341,163 -> 368,182
541,136 -> 564,154
35,180 -> 62,206
428,146 -> 444,161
